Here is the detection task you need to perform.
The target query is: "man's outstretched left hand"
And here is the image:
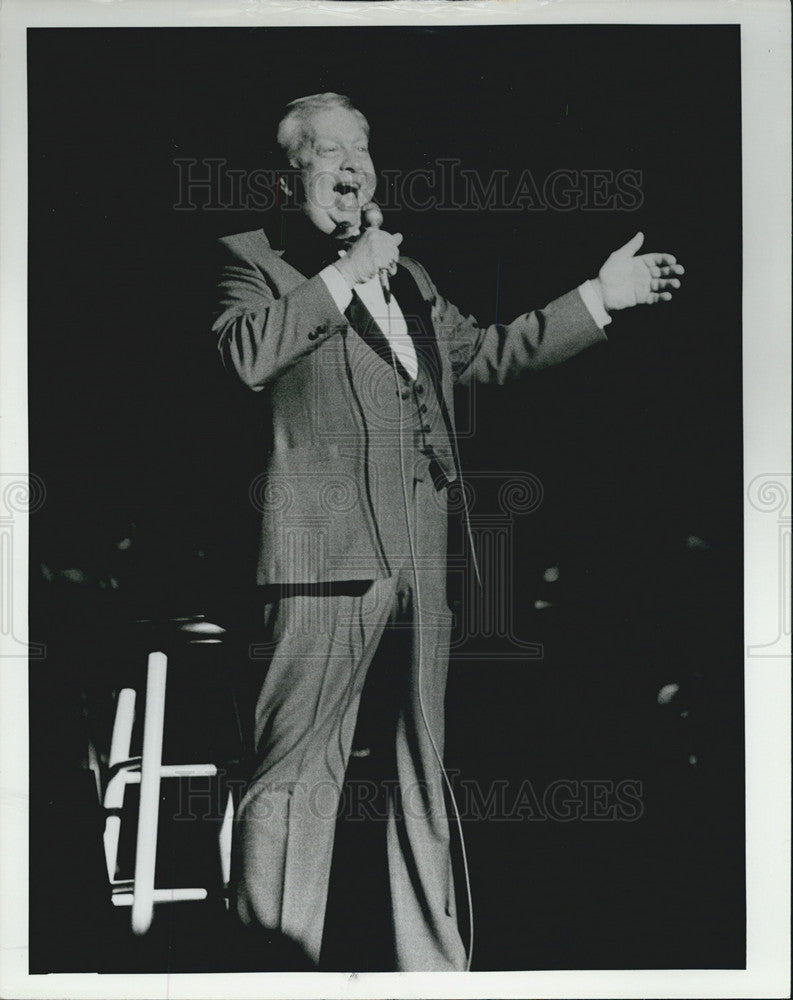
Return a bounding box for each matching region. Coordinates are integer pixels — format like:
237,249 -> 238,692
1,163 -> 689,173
595,232 -> 685,312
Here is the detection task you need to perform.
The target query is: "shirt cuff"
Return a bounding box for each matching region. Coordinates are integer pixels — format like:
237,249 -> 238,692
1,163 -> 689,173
577,279 -> 612,328
319,264 -> 354,314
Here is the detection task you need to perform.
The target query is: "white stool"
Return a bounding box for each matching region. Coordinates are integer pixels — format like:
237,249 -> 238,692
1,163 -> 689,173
100,617 -> 236,935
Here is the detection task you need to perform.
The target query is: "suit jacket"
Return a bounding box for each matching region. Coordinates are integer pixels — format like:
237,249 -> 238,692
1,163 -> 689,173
211,227 -> 607,585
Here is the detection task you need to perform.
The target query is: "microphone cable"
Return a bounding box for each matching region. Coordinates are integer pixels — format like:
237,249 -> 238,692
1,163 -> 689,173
387,299 -> 475,972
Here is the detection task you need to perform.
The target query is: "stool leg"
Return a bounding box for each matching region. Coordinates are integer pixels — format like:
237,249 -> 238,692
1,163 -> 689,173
219,786 -> 234,893
131,651 -> 167,936
109,688 -> 137,767
103,687 -> 136,881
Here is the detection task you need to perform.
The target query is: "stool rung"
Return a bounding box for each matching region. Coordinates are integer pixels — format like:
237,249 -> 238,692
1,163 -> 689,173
111,887 -> 209,906
108,761 -> 220,785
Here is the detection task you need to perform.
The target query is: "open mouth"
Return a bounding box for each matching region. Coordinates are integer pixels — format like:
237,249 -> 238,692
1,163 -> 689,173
334,180 -> 362,209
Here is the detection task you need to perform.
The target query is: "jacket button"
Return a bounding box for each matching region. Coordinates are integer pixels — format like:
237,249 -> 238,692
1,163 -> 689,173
399,387 -> 410,400
419,403 -> 428,414
422,423 -> 432,433
415,383 -> 424,394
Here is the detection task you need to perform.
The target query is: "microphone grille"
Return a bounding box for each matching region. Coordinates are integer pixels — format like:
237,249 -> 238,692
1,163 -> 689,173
362,202 -> 383,230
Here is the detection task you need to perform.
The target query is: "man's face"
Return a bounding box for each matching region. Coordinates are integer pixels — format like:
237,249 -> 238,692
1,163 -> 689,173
293,107 -> 376,236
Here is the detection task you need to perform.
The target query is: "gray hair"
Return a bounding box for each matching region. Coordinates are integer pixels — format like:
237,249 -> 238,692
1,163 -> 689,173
276,93 -> 369,166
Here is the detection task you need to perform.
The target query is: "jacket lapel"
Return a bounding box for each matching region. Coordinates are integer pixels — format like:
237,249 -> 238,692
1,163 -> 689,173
344,289 -> 417,382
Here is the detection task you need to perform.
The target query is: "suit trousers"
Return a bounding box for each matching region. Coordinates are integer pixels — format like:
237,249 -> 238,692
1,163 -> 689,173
232,458 -> 466,971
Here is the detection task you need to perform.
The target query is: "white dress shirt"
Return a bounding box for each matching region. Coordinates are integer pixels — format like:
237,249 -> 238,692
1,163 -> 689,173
319,262 -> 419,379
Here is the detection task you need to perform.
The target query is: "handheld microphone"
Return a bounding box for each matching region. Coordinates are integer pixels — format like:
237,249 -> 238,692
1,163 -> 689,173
362,201 -> 391,304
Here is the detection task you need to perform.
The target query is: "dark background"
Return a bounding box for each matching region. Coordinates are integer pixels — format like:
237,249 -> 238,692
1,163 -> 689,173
28,26 -> 744,972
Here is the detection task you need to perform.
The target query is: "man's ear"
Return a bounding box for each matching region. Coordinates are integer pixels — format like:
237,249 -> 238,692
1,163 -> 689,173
280,164 -> 305,206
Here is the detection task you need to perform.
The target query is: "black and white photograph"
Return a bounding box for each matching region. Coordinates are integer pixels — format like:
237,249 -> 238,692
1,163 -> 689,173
0,1 -> 789,997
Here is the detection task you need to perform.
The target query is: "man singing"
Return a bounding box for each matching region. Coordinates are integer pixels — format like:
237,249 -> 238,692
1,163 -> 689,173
211,92 -> 684,971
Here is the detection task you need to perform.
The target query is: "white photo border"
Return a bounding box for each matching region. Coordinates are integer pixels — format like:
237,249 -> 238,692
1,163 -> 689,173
1,1 -> 789,998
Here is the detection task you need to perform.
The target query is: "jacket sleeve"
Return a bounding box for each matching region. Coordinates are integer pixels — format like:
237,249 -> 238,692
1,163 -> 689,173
211,238 -> 349,390
404,258 -> 609,386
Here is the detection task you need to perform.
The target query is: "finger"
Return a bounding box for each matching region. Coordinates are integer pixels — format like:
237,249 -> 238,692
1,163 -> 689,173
647,291 -> 673,304
615,231 -> 644,257
644,252 -> 678,267
646,262 -> 683,279
378,249 -> 400,272
651,278 -> 681,291
393,233 -> 403,246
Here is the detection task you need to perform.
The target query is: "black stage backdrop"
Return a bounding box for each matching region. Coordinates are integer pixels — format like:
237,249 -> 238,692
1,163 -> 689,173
28,26 -> 744,973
